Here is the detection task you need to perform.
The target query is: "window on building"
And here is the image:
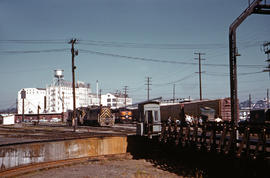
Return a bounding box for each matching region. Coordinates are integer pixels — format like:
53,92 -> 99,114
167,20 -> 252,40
107,99 -> 111,102
108,103 -> 111,107
112,99 -> 116,102
113,103 -> 117,107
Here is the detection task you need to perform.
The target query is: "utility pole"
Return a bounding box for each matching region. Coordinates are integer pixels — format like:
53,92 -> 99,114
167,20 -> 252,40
145,77 -> 152,101
69,38 -> 78,132
37,105 -> 40,125
20,89 -> 26,122
16,99 -> 18,114
194,52 -> 205,100
263,42 -> 270,77
44,96 -> 47,113
249,94 -> 252,111
96,80 -> 99,103
62,91 -> 64,122
173,84 -> 175,103
123,86 -> 128,108
267,88 -> 269,109
99,89 -> 102,106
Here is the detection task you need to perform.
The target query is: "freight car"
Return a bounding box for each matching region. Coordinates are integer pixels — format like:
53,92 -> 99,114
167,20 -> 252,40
160,98 -> 232,122
67,106 -> 115,127
249,109 -> 270,123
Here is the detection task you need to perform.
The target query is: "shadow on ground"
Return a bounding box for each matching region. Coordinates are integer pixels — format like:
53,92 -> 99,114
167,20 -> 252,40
127,136 -> 269,178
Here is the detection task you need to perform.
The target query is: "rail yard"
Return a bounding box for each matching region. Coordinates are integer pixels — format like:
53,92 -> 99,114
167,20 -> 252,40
1,98 -> 270,177
1,0 -> 270,177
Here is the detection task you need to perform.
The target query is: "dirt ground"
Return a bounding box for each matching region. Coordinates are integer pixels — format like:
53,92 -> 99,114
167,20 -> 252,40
18,158 -> 181,178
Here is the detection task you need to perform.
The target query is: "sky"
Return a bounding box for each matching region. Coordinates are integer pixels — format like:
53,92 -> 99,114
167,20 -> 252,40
0,0 -> 269,109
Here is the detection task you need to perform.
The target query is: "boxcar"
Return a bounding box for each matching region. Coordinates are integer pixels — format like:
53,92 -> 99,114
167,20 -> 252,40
160,98 -> 232,122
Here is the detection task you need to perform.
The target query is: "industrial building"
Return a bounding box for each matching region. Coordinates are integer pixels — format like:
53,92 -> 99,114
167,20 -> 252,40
101,92 -> 132,109
17,70 -> 132,115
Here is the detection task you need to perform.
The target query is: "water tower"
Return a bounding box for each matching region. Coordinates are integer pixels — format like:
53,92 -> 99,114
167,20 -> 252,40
54,69 -> 64,86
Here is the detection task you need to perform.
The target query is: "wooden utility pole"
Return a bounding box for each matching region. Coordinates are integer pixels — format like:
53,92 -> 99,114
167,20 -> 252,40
99,89 -> 102,106
195,52 -> 205,100
123,86 -> 128,108
21,89 -> 26,122
145,77 -> 152,101
267,88 -> 269,109
37,105 -> 40,125
44,96 -> 47,113
249,94 -> 252,111
173,84 -> 175,103
62,91 -> 65,122
16,99 -> 18,114
69,39 -> 78,132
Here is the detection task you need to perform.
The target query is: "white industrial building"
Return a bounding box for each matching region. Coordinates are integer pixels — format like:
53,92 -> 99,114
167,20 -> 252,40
17,88 -> 46,114
101,93 -> 132,109
46,81 -> 91,113
17,70 -> 132,114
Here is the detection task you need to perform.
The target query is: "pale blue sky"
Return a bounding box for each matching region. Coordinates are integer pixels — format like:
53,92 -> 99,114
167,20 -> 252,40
0,0 -> 269,109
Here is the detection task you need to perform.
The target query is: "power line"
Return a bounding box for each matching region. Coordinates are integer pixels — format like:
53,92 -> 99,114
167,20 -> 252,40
0,39 -> 266,49
0,48 -> 69,55
0,39 -> 67,44
152,73 -> 196,86
79,39 -> 266,50
205,71 -> 265,76
79,48 -> 264,68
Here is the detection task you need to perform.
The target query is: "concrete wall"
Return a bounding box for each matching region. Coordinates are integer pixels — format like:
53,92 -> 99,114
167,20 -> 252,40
0,136 -> 127,171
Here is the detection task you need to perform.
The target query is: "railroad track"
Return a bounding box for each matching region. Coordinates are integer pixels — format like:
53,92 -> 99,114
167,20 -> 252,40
0,123 -> 136,146
0,153 -> 130,177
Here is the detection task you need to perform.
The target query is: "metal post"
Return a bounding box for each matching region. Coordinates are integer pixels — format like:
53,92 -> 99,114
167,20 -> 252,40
229,0 -> 264,127
228,0 -> 270,154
